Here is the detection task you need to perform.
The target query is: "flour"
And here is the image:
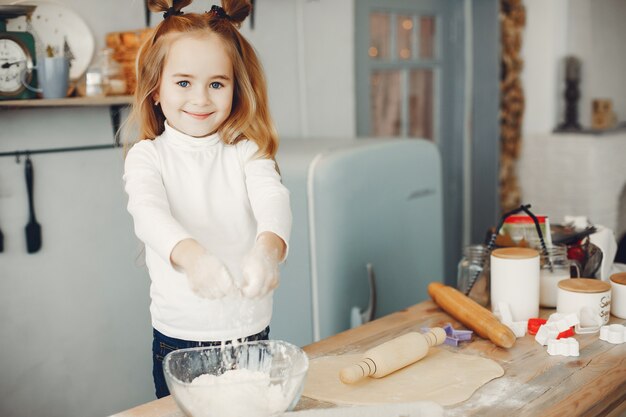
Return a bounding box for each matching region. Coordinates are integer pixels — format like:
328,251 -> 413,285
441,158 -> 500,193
172,369 -> 290,417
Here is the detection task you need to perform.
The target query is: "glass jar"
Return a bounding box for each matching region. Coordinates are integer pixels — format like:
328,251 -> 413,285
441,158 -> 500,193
539,244 -> 580,308
85,48 -> 126,97
457,245 -> 490,306
500,214 -> 552,249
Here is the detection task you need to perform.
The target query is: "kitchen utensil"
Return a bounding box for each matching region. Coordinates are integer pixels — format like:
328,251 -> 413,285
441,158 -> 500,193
24,155 -> 41,253
428,282 -> 516,348
163,340 -> 309,417
339,328 -> 446,385
551,224 -> 596,246
581,242 -> 603,277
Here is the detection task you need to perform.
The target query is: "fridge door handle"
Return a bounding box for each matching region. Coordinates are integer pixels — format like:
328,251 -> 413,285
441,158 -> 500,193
350,263 -> 377,328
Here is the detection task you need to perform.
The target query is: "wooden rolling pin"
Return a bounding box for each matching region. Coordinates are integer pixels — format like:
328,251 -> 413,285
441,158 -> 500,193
428,282 -> 516,348
339,327 -> 446,384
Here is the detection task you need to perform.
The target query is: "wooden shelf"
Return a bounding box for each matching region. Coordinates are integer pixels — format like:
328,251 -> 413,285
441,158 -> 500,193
0,95 -> 133,108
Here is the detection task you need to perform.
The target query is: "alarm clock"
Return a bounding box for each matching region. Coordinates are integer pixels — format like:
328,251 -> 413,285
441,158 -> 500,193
0,5 -> 38,100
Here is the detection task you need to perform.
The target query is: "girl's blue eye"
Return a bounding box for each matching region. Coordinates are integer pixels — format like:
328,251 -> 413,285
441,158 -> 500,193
177,81 -> 190,88
210,82 -> 223,89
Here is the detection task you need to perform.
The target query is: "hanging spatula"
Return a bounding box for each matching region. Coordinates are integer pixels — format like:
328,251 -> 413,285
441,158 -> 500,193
25,155 -> 41,253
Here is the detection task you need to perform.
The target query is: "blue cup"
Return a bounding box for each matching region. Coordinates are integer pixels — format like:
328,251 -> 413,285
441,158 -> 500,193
22,56 -> 69,99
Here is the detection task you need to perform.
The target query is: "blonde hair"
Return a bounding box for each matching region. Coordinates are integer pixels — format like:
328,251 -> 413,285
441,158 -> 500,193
124,0 -> 278,158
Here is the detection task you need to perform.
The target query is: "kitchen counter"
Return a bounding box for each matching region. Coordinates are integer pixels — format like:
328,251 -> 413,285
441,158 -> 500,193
110,300 -> 626,417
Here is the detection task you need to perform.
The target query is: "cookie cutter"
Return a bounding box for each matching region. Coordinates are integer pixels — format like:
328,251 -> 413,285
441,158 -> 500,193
547,337 -> 579,356
599,324 -> 626,344
421,323 -> 473,347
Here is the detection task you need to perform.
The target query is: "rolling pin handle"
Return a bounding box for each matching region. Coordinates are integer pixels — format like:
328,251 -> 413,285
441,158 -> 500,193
423,327 -> 447,347
339,359 -> 374,384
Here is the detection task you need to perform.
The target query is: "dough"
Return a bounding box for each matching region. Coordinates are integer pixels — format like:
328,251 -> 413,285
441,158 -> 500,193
302,348 -> 504,406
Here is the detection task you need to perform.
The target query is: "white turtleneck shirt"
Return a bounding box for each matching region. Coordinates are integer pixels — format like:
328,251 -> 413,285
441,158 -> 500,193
123,122 -> 292,341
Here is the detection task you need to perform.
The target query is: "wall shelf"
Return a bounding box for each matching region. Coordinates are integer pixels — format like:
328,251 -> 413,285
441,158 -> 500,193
0,95 -> 134,146
0,95 -> 133,108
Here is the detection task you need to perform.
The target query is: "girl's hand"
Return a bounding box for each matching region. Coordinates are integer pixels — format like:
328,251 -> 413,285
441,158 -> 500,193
186,251 -> 236,299
171,239 -> 235,299
241,233 -> 285,299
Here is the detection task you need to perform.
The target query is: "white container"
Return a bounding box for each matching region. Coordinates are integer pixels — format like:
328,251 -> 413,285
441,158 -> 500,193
610,272 -> 626,319
557,278 -> 611,326
539,245 -> 579,308
490,247 -> 540,321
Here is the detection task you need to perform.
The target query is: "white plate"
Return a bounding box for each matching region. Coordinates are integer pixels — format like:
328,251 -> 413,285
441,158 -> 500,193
7,0 -> 95,80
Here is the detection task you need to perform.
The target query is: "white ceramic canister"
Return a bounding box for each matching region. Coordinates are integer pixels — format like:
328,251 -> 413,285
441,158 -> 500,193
610,272 -> 626,319
557,278 -> 611,327
490,247 -> 540,321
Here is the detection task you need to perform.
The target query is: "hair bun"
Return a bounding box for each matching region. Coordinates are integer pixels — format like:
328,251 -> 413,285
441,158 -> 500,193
148,0 -> 192,14
221,0 -> 252,26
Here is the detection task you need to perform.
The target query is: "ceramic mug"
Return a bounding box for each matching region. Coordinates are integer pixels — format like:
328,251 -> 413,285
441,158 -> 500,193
490,247 -> 540,321
557,278 -> 611,329
22,56 -> 69,99
610,272 -> 626,319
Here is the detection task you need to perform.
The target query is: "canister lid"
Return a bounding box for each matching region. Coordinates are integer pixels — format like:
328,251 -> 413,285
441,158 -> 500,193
491,247 -> 539,260
610,272 -> 626,285
558,278 -> 611,293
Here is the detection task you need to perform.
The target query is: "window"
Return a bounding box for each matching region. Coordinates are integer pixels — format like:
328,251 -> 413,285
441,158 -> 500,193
361,10 -> 440,141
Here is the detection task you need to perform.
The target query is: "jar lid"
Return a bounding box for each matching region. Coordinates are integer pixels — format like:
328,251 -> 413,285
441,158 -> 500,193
610,272 -> 626,286
504,215 -> 547,224
558,278 -> 611,293
492,247 -> 539,260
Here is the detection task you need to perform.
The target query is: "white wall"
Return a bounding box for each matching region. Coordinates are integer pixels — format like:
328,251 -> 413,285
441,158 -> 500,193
567,0 -> 626,128
520,0 -> 568,135
522,0 -> 626,135
0,1 -> 354,416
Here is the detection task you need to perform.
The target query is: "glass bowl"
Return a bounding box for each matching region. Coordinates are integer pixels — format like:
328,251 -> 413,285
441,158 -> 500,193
163,340 -> 309,417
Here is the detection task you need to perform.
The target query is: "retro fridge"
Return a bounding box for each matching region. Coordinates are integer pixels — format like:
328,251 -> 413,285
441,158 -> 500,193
272,138 -> 444,346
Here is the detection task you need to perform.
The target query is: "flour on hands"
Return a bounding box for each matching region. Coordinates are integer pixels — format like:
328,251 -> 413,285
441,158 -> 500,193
241,241 -> 280,299
186,251 -> 236,299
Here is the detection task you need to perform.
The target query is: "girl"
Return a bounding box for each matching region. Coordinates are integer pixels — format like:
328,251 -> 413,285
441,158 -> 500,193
123,0 -> 291,398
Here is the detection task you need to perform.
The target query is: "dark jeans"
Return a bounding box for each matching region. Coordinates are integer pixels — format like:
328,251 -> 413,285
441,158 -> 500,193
152,326 -> 270,398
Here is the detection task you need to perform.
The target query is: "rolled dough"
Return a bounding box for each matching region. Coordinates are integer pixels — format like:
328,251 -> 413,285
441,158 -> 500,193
302,348 -> 504,406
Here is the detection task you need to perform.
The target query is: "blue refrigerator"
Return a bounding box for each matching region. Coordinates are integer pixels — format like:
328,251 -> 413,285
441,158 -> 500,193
272,138 -> 444,346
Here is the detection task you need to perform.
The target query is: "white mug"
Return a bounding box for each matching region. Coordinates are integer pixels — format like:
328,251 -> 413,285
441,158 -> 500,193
557,278 -> 611,328
610,272 -> 626,319
490,247 -> 540,321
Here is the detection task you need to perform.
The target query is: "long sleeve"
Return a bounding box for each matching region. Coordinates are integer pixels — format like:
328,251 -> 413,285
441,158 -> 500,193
240,140 -> 292,258
123,140 -> 193,264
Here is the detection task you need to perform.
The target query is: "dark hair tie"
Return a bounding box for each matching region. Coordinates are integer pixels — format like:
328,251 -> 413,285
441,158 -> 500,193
207,5 -> 230,20
163,6 -> 183,19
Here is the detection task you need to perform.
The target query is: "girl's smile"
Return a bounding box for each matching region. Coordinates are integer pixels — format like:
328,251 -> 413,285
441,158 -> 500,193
184,111 -> 213,120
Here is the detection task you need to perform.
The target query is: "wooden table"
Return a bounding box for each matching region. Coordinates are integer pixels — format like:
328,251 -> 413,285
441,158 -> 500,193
111,301 -> 626,417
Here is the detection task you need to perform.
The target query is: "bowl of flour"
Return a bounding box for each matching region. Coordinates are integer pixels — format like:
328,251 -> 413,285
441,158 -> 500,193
163,340 -> 309,417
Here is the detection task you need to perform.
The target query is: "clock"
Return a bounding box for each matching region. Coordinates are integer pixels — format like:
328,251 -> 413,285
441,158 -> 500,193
0,5 -> 38,100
